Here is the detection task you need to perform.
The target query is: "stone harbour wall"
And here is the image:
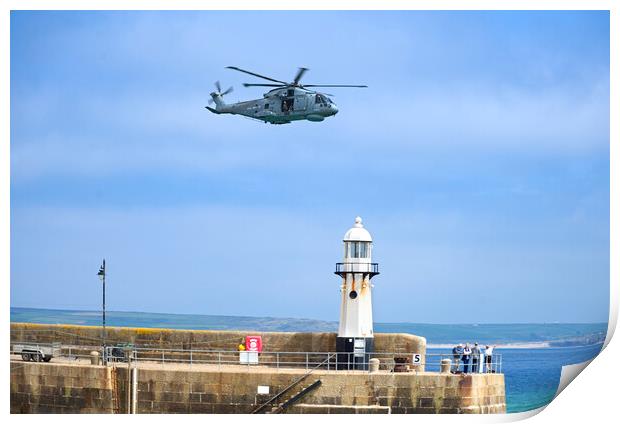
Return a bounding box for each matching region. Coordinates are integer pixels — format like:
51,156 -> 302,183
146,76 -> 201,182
291,371 -> 506,414
10,361 -> 129,413
11,361 -> 506,414
10,322 -> 426,357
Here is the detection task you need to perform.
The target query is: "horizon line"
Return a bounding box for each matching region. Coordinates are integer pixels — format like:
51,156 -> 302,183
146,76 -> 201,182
10,306 -> 608,326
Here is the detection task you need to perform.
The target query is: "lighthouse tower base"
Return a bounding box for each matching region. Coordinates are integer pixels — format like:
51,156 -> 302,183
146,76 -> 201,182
336,337 -> 374,370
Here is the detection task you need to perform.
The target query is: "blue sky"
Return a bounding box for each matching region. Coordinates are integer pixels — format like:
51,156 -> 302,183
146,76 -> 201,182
10,11 -> 609,323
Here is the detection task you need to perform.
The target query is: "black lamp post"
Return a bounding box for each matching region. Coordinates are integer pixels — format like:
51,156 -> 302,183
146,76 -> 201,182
97,259 -> 106,355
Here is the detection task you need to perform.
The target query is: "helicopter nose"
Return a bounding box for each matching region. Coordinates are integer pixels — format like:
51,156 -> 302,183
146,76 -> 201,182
331,104 -> 339,115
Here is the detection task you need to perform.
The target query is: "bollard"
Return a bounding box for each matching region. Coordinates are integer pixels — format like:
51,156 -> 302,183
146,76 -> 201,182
90,351 -> 100,365
369,358 -> 380,373
441,358 -> 452,374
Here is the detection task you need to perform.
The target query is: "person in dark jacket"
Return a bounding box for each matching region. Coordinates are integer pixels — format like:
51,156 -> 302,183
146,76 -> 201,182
451,344 -> 463,373
462,344 -> 472,373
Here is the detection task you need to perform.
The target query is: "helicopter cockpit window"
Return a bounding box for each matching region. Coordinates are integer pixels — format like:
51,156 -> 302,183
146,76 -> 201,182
315,94 -> 327,105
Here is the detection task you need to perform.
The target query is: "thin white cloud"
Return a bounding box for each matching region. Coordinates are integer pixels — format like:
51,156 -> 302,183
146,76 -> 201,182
11,76 -> 609,181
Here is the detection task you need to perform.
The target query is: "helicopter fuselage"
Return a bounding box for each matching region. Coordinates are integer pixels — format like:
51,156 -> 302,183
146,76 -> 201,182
207,87 -> 338,124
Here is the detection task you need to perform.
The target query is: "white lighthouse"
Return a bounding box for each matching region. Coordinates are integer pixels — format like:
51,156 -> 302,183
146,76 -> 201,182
335,216 -> 379,369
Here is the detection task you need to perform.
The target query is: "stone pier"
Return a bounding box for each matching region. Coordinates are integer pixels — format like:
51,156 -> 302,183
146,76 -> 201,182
10,323 -> 505,414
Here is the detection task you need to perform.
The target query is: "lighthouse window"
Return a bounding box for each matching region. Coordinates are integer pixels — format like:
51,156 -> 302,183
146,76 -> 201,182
346,241 -> 370,258
348,242 -> 358,258
360,242 -> 367,258
345,242 -> 353,258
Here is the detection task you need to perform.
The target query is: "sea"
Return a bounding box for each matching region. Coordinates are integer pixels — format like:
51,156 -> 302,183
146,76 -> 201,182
10,307 -> 607,414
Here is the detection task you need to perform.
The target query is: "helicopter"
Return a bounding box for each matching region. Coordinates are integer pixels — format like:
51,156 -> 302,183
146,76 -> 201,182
205,66 -> 367,124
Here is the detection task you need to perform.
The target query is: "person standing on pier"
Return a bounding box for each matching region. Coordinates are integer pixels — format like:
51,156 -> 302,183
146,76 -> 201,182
451,344 -> 463,373
484,345 -> 494,373
462,344 -> 472,373
471,343 -> 481,373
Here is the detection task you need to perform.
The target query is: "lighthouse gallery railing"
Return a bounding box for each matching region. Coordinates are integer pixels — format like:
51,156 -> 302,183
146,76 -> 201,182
335,262 -> 379,274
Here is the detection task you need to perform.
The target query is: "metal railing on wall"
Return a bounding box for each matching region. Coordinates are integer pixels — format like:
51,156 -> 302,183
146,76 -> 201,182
10,342 -> 502,374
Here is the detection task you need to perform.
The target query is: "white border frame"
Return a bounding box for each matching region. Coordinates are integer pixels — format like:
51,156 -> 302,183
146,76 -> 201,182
2,1 -> 616,422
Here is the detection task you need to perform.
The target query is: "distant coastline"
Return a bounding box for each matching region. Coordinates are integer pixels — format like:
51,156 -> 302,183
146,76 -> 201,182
10,307 -> 607,348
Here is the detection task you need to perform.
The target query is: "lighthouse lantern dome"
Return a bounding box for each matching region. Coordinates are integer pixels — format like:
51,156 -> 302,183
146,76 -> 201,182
343,216 -> 372,242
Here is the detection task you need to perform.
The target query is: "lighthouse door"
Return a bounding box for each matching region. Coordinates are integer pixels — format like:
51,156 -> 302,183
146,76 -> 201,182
353,338 -> 368,369
353,338 -> 365,357
336,337 -> 371,370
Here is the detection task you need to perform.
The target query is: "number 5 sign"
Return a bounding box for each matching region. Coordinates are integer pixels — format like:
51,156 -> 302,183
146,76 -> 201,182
412,353 -> 422,364
246,336 -> 263,352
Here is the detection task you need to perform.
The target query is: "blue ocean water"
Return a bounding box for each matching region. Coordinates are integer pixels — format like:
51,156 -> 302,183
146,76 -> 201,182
10,307 -> 606,413
426,344 -> 603,412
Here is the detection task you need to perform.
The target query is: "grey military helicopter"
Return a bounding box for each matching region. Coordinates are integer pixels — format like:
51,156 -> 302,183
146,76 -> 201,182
205,66 -> 367,124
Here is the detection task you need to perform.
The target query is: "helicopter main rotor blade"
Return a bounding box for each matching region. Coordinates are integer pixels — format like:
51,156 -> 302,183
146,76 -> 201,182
306,90 -> 335,96
303,84 -> 368,88
293,67 -> 309,85
226,66 -> 288,85
243,83 -> 287,87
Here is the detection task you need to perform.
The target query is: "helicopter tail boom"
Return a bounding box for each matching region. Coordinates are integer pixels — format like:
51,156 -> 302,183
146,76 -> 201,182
205,106 -> 221,114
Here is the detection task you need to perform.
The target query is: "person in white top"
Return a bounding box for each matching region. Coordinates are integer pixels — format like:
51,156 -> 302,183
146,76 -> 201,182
484,345 -> 495,373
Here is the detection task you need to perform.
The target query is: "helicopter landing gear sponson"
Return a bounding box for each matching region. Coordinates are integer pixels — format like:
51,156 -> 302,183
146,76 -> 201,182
306,114 -> 324,122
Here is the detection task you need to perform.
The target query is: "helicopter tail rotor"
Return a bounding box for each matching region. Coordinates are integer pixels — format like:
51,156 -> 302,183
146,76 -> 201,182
208,81 -> 234,106
214,80 -> 233,96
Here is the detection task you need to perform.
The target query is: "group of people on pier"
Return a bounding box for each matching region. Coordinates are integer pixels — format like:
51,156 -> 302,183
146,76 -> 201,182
451,343 -> 496,374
